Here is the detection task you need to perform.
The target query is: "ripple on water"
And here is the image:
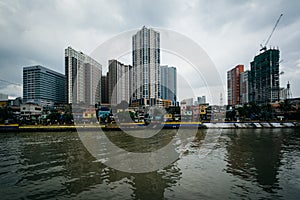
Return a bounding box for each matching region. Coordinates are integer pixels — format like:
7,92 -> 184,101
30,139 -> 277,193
0,129 -> 299,200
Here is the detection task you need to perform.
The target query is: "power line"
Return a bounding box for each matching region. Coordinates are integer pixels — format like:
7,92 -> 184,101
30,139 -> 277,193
0,78 -> 21,86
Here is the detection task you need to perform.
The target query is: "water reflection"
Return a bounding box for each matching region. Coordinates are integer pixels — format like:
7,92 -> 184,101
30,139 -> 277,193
62,130 -> 182,199
225,129 -> 284,193
104,129 -> 177,153
1,129 -> 299,199
131,166 -> 182,200
0,131 -> 182,199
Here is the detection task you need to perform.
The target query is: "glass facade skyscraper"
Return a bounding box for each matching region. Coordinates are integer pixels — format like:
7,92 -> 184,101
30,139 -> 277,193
160,65 -> 177,103
23,65 -> 66,105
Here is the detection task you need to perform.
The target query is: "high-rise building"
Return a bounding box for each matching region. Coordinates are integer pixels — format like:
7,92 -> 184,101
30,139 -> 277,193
65,47 -> 85,104
132,26 -> 160,106
85,60 -> 102,105
160,65 -> 177,103
160,66 -> 168,101
108,59 -> 132,105
0,93 -> 8,101
182,98 -> 194,106
65,46 -> 102,105
101,74 -> 109,104
23,65 -> 66,106
197,96 -> 206,105
239,70 -> 250,105
250,48 -> 280,104
227,65 -> 244,105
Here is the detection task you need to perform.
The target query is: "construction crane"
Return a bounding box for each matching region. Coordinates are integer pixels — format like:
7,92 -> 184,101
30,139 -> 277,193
260,13 -> 283,52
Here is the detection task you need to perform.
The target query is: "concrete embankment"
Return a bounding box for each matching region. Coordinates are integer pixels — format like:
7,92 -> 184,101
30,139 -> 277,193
203,122 -> 300,129
1,122 -> 300,132
0,124 -> 118,132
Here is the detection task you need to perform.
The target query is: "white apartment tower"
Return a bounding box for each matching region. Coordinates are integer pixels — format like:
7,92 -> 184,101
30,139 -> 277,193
65,47 -> 102,105
85,60 -> 102,105
108,59 -> 132,105
132,26 -> 160,106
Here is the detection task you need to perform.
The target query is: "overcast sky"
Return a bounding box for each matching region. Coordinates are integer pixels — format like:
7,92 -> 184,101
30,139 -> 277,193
0,0 -> 299,104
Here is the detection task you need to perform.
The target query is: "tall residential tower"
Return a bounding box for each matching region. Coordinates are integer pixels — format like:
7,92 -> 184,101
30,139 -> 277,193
227,65 -> 244,106
65,47 -> 102,105
108,59 -> 132,105
132,26 -> 160,106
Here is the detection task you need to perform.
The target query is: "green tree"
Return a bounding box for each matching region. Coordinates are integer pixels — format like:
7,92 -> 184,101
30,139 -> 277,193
279,99 -> 293,112
47,112 -> 61,124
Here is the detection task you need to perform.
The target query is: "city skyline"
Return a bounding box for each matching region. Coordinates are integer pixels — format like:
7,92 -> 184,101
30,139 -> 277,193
1,1 -> 300,104
19,46 -> 284,107
20,37 -> 179,107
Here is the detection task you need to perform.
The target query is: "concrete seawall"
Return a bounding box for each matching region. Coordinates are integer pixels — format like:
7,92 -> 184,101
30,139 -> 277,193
203,122 -> 300,129
1,122 -> 300,132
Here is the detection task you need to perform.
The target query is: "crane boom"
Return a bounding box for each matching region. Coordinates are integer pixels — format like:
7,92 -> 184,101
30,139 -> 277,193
260,14 -> 283,51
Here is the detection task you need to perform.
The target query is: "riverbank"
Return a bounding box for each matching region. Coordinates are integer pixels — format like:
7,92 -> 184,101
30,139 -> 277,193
1,121 -> 300,132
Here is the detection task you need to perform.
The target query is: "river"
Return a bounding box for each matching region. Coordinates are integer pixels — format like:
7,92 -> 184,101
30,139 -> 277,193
0,128 -> 299,199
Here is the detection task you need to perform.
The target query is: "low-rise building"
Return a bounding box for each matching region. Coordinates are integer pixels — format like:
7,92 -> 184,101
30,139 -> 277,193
161,99 -> 172,108
20,103 -> 43,117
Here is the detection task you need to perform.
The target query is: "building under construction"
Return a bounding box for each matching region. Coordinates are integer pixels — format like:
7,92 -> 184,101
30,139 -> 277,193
250,48 -> 280,104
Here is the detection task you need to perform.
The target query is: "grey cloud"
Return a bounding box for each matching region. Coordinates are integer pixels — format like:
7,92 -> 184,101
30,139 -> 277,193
0,0 -> 299,100
116,0 -> 176,28
185,0 -> 300,34
0,0 -> 177,97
